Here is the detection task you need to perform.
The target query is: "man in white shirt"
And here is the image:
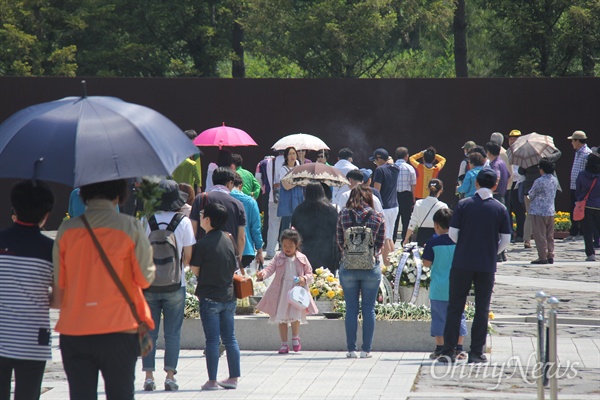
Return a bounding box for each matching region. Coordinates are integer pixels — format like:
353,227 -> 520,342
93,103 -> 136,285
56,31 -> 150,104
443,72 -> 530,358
332,148 -> 359,206
255,153 -> 284,259
336,169 -> 383,213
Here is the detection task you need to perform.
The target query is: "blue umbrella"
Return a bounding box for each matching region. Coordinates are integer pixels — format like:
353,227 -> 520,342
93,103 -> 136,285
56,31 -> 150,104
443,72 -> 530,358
0,96 -> 198,187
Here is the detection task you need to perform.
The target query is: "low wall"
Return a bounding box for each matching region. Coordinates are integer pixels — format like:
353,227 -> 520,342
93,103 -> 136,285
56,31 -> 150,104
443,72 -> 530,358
156,315 -> 472,352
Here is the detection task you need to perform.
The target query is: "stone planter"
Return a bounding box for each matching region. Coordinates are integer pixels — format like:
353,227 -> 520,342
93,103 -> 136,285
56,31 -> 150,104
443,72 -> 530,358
554,231 -> 569,239
158,315 -> 472,352
314,299 -> 335,315
398,286 -> 430,307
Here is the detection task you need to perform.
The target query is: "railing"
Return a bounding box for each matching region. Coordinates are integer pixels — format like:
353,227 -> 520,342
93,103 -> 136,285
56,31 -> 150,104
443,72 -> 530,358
535,290 -> 560,400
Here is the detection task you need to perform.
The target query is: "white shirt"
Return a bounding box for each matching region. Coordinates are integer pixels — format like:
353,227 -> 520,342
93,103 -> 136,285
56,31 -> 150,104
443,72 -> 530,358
145,211 -> 196,286
255,155 -> 284,203
332,159 -> 358,205
407,197 -> 448,230
336,189 -> 383,214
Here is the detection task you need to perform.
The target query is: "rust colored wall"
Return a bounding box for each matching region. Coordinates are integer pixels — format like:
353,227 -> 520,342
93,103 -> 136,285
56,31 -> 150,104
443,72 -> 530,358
1,77 -> 599,230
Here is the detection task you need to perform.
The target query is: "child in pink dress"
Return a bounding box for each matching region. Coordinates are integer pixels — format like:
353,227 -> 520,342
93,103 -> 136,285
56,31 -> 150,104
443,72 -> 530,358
256,229 -> 318,353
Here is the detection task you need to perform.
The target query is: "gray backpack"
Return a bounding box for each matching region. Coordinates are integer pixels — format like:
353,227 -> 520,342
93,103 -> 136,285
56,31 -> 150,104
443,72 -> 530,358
146,213 -> 184,292
343,210 -> 375,270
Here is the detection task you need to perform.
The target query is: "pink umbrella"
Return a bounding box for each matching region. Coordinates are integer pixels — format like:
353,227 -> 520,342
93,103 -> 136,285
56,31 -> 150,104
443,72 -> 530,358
193,123 -> 258,149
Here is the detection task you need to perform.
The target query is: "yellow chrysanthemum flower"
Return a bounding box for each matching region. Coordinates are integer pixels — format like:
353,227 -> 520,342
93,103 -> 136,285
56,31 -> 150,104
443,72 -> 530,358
315,267 -> 323,275
311,288 -> 320,297
327,276 -> 335,282
327,290 -> 336,299
489,311 -> 495,320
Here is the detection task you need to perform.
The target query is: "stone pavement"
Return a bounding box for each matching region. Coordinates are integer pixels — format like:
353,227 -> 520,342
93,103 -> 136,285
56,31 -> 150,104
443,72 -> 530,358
31,236 -> 600,399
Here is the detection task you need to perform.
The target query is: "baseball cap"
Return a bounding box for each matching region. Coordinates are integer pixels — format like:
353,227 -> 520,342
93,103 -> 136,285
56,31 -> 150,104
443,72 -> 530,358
359,168 -> 372,183
462,141 -> 476,150
369,148 -> 389,162
567,130 -> 587,140
508,130 -> 521,137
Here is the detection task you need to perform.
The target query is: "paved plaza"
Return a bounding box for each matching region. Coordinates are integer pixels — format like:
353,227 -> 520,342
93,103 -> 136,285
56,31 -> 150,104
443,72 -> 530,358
32,237 -> 600,399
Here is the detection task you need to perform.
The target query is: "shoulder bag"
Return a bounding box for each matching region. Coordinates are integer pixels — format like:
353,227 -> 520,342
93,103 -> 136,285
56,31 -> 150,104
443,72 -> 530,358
573,178 -> 597,221
81,215 -> 153,357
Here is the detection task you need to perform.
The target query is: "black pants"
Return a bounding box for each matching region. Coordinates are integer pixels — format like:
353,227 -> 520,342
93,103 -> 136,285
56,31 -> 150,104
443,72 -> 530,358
510,186 -> 525,238
443,269 -> 495,356
583,208 -> 600,256
394,191 -> 414,243
0,356 -> 46,400
60,333 -> 138,400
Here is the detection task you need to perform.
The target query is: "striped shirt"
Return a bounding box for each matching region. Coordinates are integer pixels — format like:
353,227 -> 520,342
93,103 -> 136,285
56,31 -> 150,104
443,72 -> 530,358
0,223 -> 54,361
570,145 -> 592,189
395,159 -> 417,192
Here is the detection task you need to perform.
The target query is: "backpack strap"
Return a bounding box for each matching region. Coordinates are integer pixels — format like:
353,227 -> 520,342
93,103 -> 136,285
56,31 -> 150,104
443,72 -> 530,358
148,215 -> 159,231
166,213 -> 185,232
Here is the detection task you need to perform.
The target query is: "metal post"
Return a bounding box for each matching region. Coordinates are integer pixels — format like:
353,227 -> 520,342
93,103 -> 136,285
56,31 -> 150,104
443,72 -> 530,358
547,296 -> 560,400
536,291 -> 547,400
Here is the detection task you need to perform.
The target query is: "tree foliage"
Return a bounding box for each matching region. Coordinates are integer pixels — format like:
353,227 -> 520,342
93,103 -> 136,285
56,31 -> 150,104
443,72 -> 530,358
0,0 -> 598,77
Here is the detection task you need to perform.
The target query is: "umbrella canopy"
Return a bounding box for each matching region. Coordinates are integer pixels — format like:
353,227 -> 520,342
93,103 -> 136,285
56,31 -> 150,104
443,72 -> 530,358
0,96 -> 198,187
272,133 -> 329,151
280,163 -> 349,187
193,123 -> 257,149
507,132 -> 559,169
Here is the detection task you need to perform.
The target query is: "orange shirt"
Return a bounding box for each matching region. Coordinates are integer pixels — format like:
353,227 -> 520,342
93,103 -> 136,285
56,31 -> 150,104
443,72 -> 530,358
53,200 -> 155,335
409,152 -> 446,199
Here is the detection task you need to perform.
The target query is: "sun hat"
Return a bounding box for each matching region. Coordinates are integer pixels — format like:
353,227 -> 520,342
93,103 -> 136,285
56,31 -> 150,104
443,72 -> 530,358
368,148 -> 389,162
157,179 -> 189,212
462,140 -> 476,150
567,130 -> 587,140
508,130 -> 521,137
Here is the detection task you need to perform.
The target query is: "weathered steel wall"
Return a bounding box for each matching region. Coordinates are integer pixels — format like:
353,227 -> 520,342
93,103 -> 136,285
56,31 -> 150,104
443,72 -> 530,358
1,77 -> 598,230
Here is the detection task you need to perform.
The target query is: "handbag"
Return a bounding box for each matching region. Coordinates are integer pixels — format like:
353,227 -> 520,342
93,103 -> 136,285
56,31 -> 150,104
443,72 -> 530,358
227,233 -> 254,299
573,178 -> 597,221
288,286 -> 310,310
81,215 -> 153,358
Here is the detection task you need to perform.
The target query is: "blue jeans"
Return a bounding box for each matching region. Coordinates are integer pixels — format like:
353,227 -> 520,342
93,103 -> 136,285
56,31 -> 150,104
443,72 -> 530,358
142,287 -> 185,373
200,298 -> 241,381
339,264 -> 382,353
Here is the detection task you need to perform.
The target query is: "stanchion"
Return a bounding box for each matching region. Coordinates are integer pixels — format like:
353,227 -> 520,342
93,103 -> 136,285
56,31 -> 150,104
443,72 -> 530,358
547,296 -> 560,400
536,291 -> 547,400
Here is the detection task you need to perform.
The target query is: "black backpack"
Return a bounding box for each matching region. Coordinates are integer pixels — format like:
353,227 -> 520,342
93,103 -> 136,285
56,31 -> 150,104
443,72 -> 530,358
146,213 -> 184,293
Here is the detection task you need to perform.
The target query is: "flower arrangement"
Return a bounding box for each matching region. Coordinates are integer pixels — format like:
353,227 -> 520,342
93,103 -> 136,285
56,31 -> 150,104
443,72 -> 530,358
383,243 -> 431,289
554,211 -> 571,232
309,267 -> 343,301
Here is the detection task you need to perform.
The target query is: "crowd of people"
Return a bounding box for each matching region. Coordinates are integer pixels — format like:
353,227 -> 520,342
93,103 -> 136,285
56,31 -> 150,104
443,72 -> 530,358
1,128 -> 598,399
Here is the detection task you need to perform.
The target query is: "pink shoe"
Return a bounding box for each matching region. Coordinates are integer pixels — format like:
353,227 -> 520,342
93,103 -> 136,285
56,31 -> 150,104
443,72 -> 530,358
292,337 -> 301,352
278,344 -> 289,354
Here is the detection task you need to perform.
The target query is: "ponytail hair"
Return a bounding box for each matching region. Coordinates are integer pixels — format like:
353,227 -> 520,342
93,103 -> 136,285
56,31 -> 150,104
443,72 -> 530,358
428,178 -> 443,197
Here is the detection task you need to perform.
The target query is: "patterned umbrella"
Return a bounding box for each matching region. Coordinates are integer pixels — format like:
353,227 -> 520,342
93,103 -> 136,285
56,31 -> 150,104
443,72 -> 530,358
280,163 -> 349,187
507,132 -> 558,169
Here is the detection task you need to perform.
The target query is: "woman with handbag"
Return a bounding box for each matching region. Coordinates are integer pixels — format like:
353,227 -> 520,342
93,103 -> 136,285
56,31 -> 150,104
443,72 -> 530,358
337,185 -> 385,358
576,152 -> 600,261
403,179 -> 448,247
190,203 -> 241,390
53,179 -> 155,400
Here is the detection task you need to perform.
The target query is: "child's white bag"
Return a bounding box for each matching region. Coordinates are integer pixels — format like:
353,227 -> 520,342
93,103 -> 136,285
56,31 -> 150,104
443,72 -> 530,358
287,286 -> 310,310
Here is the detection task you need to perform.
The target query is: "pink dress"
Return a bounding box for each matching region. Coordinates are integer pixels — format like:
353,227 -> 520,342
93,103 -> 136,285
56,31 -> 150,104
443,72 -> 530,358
256,251 -> 318,324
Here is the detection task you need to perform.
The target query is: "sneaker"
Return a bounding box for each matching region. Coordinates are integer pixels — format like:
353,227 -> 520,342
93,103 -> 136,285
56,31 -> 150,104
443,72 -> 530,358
502,252 -> 507,262
429,349 -> 443,359
467,353 -> 488,364
436,353 -> 456,364
143,379 -> 156,391
292,337 -> 301,352
531,259 -> 548,264
547,258 -> 554,264
278,344 -> 289,354
165,379 -> 179,391
346,351 -> 358,358
563,235 -> 577,242
264,254 -> 275,260
586,255 -> 596,261
360,351 -> 372,358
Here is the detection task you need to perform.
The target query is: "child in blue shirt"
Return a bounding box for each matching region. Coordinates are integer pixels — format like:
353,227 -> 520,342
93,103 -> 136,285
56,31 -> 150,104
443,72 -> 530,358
422,208 -> 468,360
